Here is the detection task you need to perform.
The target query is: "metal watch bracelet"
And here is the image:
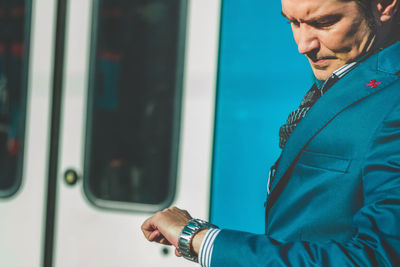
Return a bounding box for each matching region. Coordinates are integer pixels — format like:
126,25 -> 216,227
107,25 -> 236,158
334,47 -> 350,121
178,218 -> 218,262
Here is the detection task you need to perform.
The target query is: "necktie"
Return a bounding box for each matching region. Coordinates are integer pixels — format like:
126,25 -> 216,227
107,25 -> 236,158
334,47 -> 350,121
279,84 -> 321,149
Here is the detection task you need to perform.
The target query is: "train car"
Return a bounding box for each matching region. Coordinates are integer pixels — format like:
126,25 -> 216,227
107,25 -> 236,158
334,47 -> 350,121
0,0 -> 310,266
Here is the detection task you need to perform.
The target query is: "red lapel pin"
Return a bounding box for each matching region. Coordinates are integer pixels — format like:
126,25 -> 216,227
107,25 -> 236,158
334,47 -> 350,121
366,79 -> 381,88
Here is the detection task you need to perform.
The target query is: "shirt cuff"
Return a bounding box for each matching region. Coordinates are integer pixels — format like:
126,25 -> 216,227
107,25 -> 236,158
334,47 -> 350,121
198,228 -> 221,267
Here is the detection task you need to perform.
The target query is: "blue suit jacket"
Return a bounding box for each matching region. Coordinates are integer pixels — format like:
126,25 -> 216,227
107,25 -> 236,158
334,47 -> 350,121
212,42 -> 400,266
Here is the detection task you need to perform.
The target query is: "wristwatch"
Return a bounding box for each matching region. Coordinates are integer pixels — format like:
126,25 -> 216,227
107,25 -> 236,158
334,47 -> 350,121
178,218 -> 218,262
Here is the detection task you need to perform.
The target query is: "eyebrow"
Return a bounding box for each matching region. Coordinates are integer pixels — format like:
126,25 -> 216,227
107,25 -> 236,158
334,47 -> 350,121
281,11 -> 289,19
280,11 -> 342,24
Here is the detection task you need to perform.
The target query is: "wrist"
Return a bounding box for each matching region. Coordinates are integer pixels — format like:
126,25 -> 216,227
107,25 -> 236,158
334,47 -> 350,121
192,229 -> 208,255
177,219 -> 218,262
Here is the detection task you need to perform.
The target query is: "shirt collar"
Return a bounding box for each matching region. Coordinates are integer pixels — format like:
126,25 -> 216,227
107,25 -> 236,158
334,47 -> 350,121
315,48 -> 377,92
315,61 -> 359,93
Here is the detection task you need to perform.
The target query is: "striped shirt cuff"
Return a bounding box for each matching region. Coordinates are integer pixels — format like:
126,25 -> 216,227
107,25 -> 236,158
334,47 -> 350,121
198,228 -> 221,267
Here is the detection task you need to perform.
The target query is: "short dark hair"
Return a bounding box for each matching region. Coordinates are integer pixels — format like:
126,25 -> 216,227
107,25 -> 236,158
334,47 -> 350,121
350,0 -> 400,39
352,0 -> 376,28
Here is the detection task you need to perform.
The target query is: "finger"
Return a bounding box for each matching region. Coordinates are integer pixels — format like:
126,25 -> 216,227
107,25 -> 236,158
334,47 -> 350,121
148,230 -> 161,242
141,217 -> 157,240
175,248 -> 182,257
155,235 -> 172,245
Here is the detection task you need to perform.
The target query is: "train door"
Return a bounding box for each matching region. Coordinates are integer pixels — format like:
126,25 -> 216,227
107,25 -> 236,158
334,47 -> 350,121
52,0 -> 220,266
0,0 -> 57,266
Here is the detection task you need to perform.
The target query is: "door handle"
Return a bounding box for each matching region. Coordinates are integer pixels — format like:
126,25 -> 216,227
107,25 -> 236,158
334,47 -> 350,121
64,169 -> 79,186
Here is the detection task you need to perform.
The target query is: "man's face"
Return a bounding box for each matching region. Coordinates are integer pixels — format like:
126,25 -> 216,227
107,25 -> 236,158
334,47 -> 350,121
281,0 -> 376,80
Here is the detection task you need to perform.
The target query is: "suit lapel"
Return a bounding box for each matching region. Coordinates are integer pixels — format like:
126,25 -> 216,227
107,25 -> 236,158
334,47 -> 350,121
269,43 -> 400,196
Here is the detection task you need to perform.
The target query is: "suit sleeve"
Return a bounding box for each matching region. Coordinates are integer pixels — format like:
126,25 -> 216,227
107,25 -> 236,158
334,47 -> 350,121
211,104 -> 400,266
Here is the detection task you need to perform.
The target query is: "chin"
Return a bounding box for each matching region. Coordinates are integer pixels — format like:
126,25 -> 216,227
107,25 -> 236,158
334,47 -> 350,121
311,61 -> 342,81
313,70 -> 331,81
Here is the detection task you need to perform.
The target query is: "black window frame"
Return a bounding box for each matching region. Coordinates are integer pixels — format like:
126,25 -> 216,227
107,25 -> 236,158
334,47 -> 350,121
83,0 -> 188,212
0,0 -> 32,198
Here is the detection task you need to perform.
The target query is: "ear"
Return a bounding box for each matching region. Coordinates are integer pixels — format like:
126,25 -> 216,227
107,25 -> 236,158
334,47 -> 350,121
375,0 -> 399,22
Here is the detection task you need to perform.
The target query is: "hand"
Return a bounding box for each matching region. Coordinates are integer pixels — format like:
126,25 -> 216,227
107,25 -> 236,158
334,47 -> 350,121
141,206 -> 192,256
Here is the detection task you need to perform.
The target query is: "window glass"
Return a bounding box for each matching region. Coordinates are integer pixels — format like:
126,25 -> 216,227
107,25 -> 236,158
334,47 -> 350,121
85,0 -> 186,208
0,0 -> 30,197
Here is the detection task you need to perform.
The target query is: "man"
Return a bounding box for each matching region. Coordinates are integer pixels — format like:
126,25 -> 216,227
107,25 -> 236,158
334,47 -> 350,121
142,0 -> 400,265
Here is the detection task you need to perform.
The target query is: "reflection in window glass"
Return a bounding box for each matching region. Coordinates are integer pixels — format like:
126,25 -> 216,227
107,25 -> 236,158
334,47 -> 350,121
86,0 -> 186,207
0,0 -> 29,197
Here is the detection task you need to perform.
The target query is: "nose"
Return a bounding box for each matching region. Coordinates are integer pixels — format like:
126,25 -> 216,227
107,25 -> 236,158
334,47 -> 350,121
295,24 -> 320,55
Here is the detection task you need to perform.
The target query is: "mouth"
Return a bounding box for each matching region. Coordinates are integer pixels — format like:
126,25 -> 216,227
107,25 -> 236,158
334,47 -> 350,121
309,56 -> 336,69
313,59 -> 328,65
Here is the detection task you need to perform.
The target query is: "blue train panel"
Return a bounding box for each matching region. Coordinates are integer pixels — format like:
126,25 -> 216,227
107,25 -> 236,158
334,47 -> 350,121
211,0 -> 313,233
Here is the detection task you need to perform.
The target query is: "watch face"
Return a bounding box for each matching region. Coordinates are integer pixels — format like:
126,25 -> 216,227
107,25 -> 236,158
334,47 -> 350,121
194,218 -> 210,226
194,218 -> 218,229
193,219 -> 205,225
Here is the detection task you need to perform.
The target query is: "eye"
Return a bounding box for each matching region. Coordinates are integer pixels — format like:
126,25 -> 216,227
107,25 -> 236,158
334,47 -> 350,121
309,15 -> 341,29
311,20 -> 335,28
288,20 -> 300,27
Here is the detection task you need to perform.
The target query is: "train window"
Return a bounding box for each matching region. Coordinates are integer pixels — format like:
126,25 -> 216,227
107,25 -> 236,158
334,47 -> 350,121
0,0 -> 30,198
84,0 -> 187,210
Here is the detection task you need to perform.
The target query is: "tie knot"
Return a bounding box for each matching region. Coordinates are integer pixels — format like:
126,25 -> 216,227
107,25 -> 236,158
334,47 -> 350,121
279,84 -> 322,149
300,86 -> 322,108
